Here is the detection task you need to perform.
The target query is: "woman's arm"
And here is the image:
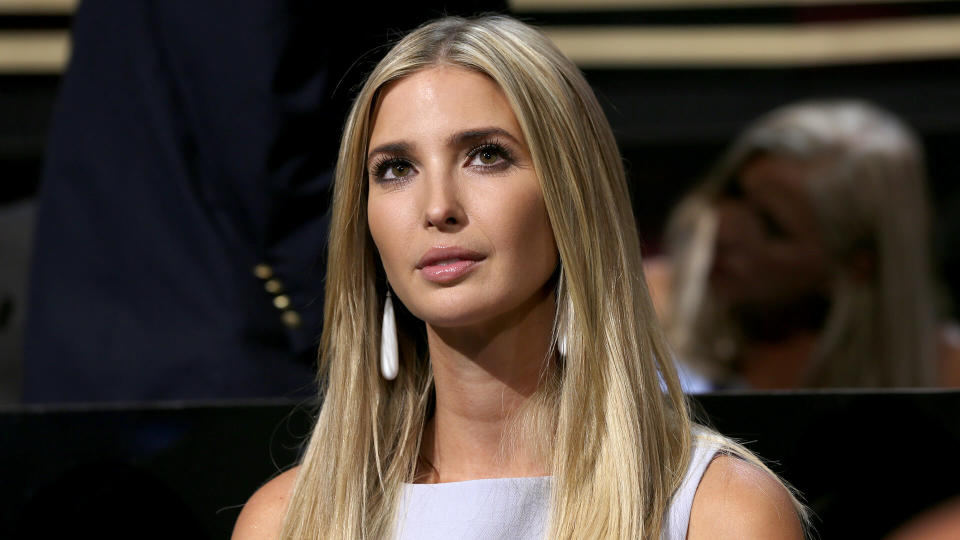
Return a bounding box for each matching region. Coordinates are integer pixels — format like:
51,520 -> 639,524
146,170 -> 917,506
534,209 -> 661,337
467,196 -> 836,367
232,467 -> 299,540
688,456 -> 804,539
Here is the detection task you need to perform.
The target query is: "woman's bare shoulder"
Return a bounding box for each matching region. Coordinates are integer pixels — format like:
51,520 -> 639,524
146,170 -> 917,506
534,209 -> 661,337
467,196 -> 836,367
687,455 -> 804,540
232,466 -> 300,540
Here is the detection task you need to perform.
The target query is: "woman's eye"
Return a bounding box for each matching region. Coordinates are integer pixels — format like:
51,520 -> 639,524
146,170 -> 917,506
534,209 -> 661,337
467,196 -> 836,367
388,163 -> 411,178
373,159 -> 415,182
478,149 -> 499,164
467,145 -> 510,168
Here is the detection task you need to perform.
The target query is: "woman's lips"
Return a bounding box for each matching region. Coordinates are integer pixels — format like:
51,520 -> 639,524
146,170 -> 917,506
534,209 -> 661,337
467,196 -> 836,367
417,247 -> 485,284
420,259 -> 480,283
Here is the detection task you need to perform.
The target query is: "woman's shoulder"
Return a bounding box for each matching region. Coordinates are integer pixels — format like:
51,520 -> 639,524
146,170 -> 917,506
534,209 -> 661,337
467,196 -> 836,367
687,455 -> 804,539
232,466 -> 300,540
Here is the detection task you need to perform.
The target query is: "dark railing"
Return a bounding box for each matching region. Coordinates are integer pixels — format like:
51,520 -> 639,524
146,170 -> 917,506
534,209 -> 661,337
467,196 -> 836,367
2,391 -> 958,538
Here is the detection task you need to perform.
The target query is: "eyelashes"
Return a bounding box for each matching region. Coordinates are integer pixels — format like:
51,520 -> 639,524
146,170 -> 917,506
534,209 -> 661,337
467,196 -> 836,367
465,140 -> 513,171
368,139 -> 515,184
369,156 -> 414,183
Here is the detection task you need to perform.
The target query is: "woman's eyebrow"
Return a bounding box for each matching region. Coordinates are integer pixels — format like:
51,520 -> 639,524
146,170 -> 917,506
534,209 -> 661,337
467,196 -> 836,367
366,127 -> 523,163
448,127 -> 522,147
367,141 -> 412,161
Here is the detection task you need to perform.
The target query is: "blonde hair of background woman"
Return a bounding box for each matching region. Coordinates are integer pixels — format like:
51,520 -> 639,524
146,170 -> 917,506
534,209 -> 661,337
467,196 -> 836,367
281,15 -> 807,539
666,100 -> 938,387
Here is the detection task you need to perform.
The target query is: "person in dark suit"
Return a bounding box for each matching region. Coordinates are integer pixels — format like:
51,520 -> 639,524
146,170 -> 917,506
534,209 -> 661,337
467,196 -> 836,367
23,0 -> 336,402
24,1 -> 504,403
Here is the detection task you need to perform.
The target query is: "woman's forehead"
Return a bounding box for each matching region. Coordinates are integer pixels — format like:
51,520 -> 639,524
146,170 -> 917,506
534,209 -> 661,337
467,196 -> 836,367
367,66 -> 524,152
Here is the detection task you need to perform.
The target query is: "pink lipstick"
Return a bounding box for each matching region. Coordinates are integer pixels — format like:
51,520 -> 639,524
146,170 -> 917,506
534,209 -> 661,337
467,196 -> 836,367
416,246 -> 485,284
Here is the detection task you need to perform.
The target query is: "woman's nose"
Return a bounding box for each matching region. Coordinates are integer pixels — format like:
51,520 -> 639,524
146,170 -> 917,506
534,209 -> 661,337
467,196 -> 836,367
423,175 -> 466,231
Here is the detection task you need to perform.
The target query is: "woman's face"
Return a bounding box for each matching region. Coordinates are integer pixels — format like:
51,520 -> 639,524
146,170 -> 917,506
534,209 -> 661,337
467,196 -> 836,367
710,153 -> 831,310
366,66 -> 558,329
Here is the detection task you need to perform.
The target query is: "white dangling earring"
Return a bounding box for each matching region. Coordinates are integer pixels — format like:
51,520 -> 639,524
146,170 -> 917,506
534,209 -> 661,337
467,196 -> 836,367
381,290 -> 399,380
557,300 -> 570,357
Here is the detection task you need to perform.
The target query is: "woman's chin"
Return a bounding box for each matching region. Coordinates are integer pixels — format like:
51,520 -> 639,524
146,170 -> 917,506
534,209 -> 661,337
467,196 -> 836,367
418,310 -> 494,331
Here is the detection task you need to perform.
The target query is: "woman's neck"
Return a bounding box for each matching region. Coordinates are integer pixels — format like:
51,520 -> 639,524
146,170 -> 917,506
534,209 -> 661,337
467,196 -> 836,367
730,295 -> 827,389
418,288 -> 556,483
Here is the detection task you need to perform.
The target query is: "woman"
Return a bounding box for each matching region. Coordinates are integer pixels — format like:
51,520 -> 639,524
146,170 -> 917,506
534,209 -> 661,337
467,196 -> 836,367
662,100 -> 959,389
234,15 -> 806,539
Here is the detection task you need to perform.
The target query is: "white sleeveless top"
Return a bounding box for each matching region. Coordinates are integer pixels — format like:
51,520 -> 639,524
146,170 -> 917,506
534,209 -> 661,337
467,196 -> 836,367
395,436 -> 721,539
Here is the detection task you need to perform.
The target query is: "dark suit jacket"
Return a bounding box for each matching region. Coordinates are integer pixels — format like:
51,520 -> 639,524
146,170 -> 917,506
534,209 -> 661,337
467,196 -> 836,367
24,0 -> 341,402
23,0 -> 508,403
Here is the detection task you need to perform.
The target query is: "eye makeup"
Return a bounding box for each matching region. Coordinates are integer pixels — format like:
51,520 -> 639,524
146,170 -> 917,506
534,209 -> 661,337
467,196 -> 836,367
369,154 -> 415,184
367,136 -> 519,184
464,138 -> 514,173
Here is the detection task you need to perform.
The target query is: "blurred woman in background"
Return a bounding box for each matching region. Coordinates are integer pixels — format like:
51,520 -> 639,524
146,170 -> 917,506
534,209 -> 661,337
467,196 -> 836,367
661,100 -> 960,389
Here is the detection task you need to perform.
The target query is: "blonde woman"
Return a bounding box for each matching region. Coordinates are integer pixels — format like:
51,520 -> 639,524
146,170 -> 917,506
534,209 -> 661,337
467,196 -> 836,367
233,15 -> 806,539
662,100 -> 960,388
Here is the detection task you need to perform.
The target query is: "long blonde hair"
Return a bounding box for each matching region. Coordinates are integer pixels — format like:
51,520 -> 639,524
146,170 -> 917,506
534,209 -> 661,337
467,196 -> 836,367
666,100 -> 937,387
281,15 -> 800,539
